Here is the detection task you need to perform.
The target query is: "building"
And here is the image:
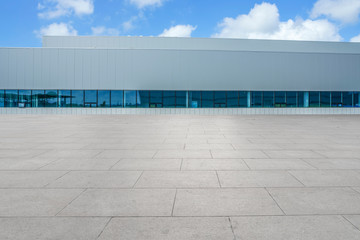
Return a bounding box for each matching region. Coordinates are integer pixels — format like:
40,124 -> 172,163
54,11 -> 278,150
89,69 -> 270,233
0,36 -> 360,114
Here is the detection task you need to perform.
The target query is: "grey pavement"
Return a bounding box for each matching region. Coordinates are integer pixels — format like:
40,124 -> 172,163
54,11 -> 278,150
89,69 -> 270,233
1,115 -> 360,239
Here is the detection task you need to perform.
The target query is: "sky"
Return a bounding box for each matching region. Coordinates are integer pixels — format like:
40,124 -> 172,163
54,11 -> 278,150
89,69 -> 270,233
0,0 -> 360,47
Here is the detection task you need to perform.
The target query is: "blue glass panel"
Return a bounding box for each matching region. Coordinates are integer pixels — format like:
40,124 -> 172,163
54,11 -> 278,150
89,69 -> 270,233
355,92 -> 359,107
19,90 -> 31,107
275,92 -> 286,107
58,90 -> 71,108
286,92 -> 297,107
263,92 -> 274,107
214,91 -> 226,108
226,91 -> 238,107
0,90 -> 4,107
320,92 -> 330,107
163,91 -> 175,108
124,91 -> 136,108
343,92 -> 353,107
189,91 -> 201,108
175,91 -> 186,108
331,92 -> 342,107
111,91 -> 123,108
150,91 -> 162,108
239,91 -> 248,107
5,90 -> 18,108
45,90 -> 58,107
71,90 -> 84,108
309,92 -> 320,107
31,90 -> 45,108
85,90 -> 97,103
201,91 -> 214,108
137,91 -> 149,108
298,92 -> 305,107
98,90 -> 110,108
251,92 -> 262,108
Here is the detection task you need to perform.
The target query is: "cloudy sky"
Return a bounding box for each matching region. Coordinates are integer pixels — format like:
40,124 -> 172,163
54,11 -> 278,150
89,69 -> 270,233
1,0 -> 360,47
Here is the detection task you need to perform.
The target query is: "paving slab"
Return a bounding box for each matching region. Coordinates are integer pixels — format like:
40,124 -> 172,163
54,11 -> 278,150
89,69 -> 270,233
211,150 -> 268,159
111,158 -> 181,170
0,158 -> 58,170
98,217 -> 234,240
96,150 -> 156,159
244,159 -> 315,170
154,150 -> 212,159
344,215 -> 360,230
231,216 -> 360,240
314,150 -> 360,159
304,158 -> 360,169
263,150 -> 325,159
36,150 -> 102,159
181,158 -> 249,170
40,158 -> 120,170
0,171 -> 67,188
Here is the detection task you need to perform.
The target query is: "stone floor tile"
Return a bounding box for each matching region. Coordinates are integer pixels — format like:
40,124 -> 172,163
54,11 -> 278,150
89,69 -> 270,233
231,216 -> 360,240
173,188 -> 283,216
154,150 -> 212,159
0,150 -> 48,159
40,158 -> 120,170
111,158 -> 181,170
0,171 -> 67,188
98,217 -> 234,240
218,171 -> 303,187
244,159 -> 315,170
0,158 -> 58,170
59,189 -> 176,216
344,215 -> 360,230
314,150 -> 360,159
268,187 -> 360,215
96,150 -> 156,159
135,171 -> 219,188
182,158 -> 249,170
185,144 -> 234,150
36,150 -> 102,159
263,150 -> 325,159
304,158 -> 360,169
211,150 -> 268,159
0,217 -> 109,240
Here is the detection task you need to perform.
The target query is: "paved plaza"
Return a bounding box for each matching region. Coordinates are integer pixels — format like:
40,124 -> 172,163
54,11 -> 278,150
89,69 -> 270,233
1,114 -> 360,239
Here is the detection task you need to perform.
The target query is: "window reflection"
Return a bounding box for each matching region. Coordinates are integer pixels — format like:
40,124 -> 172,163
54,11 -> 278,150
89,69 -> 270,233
111,90 -> 123,108
320,92 -> 330,107
214,91 -> 226,108
45,90 -> 58,107
251,92 -> 262,108
0,90 -> 4,107
343,92 -> 353,107
189,91 -> 201,108
275,92 -> 286,108
19,90 -> 32,107
85,90 -> 97,108
309,92 -> 320,107
5,90 -> 18,108
163,91 -> 175,108
227,91 -> 238,108
150,91 -> 162,108
239,91 -> 248,107
331,92 -> 342,107
263,92 -> 274,108
71,90 -> 84,108
137,91 -> 149,108
98,90 -> 110,108
58,90 -> 71,108
201,91 -> 214,108
355,92 -> 360,107
31,90 -> 45,108
175,91 -> 186,108
124,91 -> 136,108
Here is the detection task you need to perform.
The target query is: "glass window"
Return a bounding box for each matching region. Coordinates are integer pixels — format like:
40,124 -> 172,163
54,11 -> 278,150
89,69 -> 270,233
227,91 -> 238,108
343,92 -> 353,107
286,92 -> 297,107
188,91 -> 201,108
309,92 -> 320,107
45,90 -> 58,107
320,92 -> 330,107
5,90 -> 18,108
355,92 -> 360,107
150,91 -> 162,108
201,91 -> 214,108
58,90 -> 71,108
275,92 -> 286,108
85,90 -> 97,103
298,92 -> 305,107
137,91 -> 149,108
251,91 -> 262,108
111,90 -> 124,108
71,90 -> 84,108
331,92 -> 342,107
0,90 -> 4,107
239,91 -> 248,107
31,90 -> 45,108
263,92 -> 274,108
98,90 -> 110,108
163,91 -> 175,108
124,90 -> 136,108
176,91 -> 186,108
214,91 -> 226,108
19,90 -> 31,107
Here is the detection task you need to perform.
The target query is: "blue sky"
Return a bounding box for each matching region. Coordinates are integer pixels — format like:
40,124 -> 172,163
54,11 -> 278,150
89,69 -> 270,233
1,0 -> 360,47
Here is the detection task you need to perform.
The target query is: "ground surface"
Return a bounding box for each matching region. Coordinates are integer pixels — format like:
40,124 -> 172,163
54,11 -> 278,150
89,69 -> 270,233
0,115 -> 360,239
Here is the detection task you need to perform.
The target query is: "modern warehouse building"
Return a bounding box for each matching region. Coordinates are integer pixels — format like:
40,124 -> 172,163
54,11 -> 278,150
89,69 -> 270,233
0,36 -> 360,114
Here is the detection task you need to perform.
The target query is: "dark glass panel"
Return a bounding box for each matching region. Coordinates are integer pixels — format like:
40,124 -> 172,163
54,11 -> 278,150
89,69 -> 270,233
297,92 -> 304,107
263,92 -> 274,108
343,92 -> 353,107
355,92 -> 360,107
214,91 -> 226,108
111,90 -> 124,108
71,90 -> 84,108
85,90 -> 97,103
286,92 -> 297,107
275,92 -> 286,108
320,92 -> 330,107
31,90 -> 45,108
188,91 -> 201,108
150,91 -> 163,108
5,90 -> 18,108
124,91 -> 136,108
163,91 -> 175,108
137,91 -> 149,108
309,91 -> 320,107
175,91 -> 186,108
239,91 -> 248,107
98,90 -> 110,108
251,91 -> 262,108
226,91 -> 238,108
201,91 -> 214,108
19,90 -> 31,107
0,90 -> 4,107
45,90 -> 58,107
58,90 -> 71,108
331,92 -> 342,107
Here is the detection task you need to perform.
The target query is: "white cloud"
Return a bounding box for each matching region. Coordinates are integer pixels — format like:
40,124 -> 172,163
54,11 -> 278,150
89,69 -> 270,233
91,26 -> 120,36
159,24 -> 197,37
350,34 -> 360,42
35,22 -> 78,37
129,0 -> 166,9
311,0 -> 360,24
38,0 -> 94,19
213,2 -> 342,41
